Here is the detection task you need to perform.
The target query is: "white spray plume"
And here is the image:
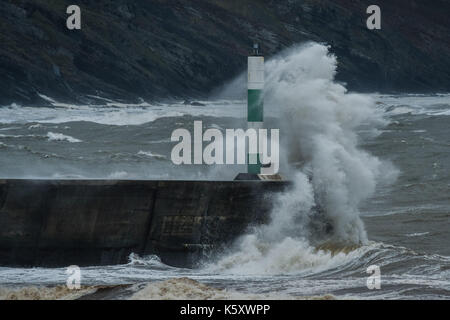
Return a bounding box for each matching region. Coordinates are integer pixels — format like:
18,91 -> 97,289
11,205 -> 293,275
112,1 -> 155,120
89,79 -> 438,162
208,43 -> 398,275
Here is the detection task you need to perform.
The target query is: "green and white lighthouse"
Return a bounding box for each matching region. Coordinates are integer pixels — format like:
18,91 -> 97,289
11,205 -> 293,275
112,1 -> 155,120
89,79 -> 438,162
247,43 -> 264,174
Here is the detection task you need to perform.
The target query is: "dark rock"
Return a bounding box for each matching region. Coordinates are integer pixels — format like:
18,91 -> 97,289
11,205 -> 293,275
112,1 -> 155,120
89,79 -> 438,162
183,100 -> 205,106
190,101 -> 205,106
0,0 -> 449,105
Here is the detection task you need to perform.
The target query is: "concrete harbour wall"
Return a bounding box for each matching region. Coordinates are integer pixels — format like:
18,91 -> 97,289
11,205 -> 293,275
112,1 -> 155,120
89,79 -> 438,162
0,179 -> 289,267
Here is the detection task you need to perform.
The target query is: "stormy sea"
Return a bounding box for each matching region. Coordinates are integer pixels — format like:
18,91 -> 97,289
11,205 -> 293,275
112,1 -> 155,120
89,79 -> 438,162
0,44 -> 449,300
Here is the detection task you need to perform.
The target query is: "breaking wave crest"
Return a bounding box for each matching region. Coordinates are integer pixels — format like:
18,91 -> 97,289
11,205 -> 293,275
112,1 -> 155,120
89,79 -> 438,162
130,278 -> 336,300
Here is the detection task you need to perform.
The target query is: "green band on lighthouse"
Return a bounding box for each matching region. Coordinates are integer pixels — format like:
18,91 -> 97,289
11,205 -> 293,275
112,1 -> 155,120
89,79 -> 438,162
247,89 -> 264,122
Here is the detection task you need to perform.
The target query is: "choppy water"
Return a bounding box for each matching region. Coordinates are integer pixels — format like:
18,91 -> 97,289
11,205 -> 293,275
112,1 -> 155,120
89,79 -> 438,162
0,44 -> 449,300
0,93 -> 448,300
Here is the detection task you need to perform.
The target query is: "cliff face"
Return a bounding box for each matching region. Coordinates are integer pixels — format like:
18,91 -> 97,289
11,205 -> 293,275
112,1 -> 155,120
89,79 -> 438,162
1,0 -> 449,105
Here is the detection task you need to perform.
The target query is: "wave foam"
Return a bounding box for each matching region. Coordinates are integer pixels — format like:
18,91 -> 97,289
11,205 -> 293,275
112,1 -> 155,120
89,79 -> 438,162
137,150 -> 166,160
46,132 -> 82,143
0,285 -> 97,300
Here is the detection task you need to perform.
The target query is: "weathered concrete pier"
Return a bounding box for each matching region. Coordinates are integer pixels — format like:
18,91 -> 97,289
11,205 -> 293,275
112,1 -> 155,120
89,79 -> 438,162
0,179 -> 289,268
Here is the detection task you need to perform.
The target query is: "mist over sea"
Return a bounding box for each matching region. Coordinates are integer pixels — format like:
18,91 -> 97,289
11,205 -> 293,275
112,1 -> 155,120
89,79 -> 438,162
0,44 -> 449,300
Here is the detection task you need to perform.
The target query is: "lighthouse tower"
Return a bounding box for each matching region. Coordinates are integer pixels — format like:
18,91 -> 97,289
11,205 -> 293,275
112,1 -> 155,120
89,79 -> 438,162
235,44 -> 280,181
247,43 -> 264,174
